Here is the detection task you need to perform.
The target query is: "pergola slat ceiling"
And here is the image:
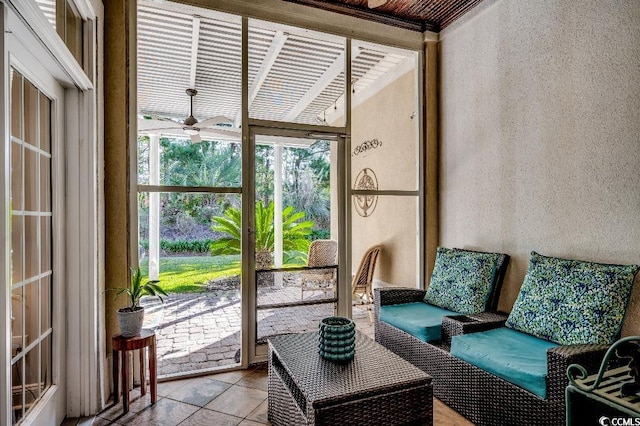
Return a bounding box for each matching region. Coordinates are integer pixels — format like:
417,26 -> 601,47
137,1 -> 415,132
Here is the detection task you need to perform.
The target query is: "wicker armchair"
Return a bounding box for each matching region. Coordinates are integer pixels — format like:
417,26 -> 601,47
351,245 -> 382,321
300,239 -> 338,298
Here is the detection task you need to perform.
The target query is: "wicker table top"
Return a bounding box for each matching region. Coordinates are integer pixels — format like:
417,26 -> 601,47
268,331 -> 431,408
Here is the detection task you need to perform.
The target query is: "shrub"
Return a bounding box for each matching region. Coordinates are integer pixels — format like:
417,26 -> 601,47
210,201 -> 314,263
139,238 -> 215,254
309,229 -> 330,241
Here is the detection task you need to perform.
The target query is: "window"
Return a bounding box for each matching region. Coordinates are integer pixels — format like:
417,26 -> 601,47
9,69 -> 53,425
35,0 -> 84,67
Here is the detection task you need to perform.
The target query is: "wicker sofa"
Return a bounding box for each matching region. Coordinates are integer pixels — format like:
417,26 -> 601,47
375,252 -> 639,426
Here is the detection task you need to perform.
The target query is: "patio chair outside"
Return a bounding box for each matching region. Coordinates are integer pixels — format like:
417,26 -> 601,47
352,244 -> 382,321
300,239 -> 338,299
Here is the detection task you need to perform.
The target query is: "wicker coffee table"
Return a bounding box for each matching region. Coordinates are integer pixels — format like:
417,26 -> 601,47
268,331 -> 432,425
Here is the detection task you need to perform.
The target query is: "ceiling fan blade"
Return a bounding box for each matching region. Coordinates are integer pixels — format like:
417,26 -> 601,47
368,0 -> 388,8
197,115 -> 233,127
190,133 -> 202,143
138,118 -> 182,131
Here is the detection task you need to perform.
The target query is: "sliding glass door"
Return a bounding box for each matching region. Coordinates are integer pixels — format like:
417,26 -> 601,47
5,55 -> 65,426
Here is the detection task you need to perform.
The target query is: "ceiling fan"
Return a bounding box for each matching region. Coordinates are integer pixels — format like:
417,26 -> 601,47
368,0 -> 388,8
139,88 -> 235,142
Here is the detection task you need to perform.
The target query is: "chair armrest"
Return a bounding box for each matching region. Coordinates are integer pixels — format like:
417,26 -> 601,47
546,343 -> 609,402
441,313 -> 508,345
374,287 -> 426,306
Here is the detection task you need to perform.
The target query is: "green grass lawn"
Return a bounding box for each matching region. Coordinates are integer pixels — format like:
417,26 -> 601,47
139,255 -> 241,294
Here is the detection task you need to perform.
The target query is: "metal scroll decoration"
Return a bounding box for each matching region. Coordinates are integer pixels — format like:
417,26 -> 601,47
354,168 -> 378,217
567,336 -> 640,395
352,139 -> 382,156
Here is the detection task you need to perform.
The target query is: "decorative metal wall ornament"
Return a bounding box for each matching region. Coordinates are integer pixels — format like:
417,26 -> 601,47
352,138 -> 382,156
354,168 -> 378,217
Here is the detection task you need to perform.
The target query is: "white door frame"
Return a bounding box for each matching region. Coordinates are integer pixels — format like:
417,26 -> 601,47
1,0 -> 101,422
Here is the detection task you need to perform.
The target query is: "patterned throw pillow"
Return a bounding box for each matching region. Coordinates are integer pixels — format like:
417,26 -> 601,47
506,252 -> 640,345
424,247 -> 500,314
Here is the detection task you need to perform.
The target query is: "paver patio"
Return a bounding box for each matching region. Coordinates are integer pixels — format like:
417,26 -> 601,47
143,283 -> 374,377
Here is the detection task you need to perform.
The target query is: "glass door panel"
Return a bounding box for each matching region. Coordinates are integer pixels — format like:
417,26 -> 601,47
136,1 -> 244,376
351,195 -> 419,286
253,133 -> 338,344
9,68 -> 54,425
350,41 -> 419,191
256,304 -> 334,343
136,135 -> 243,354
349,40 -> 421,291
137,164 -> 243,376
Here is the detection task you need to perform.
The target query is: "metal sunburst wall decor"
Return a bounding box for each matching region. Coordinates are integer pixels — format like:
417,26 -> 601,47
354,168 -> 378,217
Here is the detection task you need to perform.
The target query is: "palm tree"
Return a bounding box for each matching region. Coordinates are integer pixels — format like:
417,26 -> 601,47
210,201 -> 314,266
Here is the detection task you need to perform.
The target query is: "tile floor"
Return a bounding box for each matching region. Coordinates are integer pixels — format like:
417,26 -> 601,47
64,363 -> 473,426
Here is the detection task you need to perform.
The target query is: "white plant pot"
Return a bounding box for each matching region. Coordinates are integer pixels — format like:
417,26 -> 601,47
117,307 -> 145,337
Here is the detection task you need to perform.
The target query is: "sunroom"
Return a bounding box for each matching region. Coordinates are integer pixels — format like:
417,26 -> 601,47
1,0 -> 639,425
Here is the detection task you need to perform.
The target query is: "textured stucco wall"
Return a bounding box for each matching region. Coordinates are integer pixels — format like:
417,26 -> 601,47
351,70 -> 420,287
104,0 -> 132,357
439,0 -> 640,334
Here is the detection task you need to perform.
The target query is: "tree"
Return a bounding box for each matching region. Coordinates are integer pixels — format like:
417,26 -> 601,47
254,140 -> 331,234
159,137 -> 241,188
137,136 -> 242,241
282,141 -> 330,229
210,201 -> 314,264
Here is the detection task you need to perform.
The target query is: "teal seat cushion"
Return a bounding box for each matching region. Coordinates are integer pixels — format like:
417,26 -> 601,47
379,302 -> 458,342
506,252 -> 640,345
451,327 -> 558,398
424,247 -> 500,314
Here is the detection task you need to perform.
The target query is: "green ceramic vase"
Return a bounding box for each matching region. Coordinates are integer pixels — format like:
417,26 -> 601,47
318,317 -> 356,362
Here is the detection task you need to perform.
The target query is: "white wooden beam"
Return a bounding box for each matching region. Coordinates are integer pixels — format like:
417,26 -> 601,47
250,30 -> 287,104
234,30 -> 288,125
189,15 -> 201,89
283,50 -> 345,122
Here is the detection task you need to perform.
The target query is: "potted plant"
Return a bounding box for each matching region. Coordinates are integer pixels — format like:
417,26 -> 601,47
114,267 -> 167,337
